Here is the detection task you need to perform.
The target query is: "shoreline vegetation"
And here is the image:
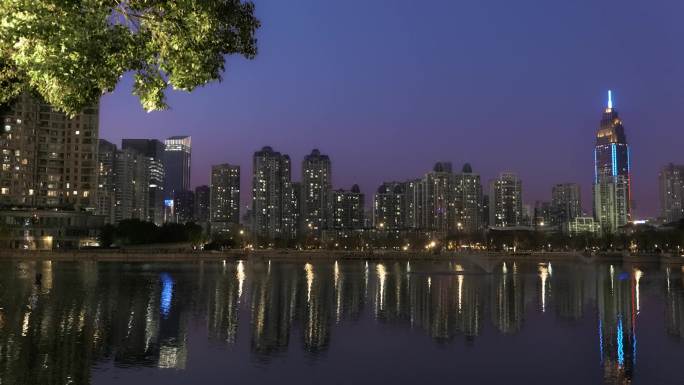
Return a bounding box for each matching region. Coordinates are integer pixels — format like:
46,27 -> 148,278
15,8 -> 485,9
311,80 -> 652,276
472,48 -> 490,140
0,249 -> 681,265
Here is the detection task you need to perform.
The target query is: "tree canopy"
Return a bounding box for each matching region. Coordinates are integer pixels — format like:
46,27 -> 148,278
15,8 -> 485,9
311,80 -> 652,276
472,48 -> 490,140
0,0 -> 259,115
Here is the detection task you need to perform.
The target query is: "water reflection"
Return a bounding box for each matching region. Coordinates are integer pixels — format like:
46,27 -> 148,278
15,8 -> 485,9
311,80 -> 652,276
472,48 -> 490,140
0,259 -> 683,384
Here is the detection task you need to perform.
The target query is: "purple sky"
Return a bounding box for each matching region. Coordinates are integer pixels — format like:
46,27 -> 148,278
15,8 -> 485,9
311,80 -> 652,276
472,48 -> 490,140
101,0 -> 684,218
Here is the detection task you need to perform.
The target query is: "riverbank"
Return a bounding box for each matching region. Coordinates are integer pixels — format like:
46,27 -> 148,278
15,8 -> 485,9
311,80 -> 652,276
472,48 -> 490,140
0,249 -> 678,264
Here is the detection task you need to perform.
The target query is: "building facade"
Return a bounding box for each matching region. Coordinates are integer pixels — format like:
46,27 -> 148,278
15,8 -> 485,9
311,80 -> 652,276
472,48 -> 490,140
551,183 -> 582,227
659,163 -> 684,223
593,91 -> 631,233
489,172 -> 523,228
194,185 -> 210,223
172,190 -> 195,224
0,93 -> 99,210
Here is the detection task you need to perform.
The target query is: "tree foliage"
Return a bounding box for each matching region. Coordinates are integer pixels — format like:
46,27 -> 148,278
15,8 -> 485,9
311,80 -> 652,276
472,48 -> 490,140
0,0 -> 259,115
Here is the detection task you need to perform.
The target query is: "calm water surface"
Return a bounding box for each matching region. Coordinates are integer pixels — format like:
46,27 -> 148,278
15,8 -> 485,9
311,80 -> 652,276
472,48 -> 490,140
0,258 -> 683,385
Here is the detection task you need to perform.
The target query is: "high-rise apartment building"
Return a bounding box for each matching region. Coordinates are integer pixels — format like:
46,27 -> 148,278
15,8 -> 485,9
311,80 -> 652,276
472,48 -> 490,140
301,149 -> 331,232
164,136 -> 191,198
373,182 -> 408,230
453,163 -> 483,233
122,139 -> 166,224
417,162 -> 452,232
0,93 -> 98,210
489,172 -> 523,228
593,91 -> 631,233
210,164 -> 240,229
330,185 -> 364,230
659,163 -> 684,223
251,146 -> 296,240
551,183 -> 582,227
96,140 -> 117,223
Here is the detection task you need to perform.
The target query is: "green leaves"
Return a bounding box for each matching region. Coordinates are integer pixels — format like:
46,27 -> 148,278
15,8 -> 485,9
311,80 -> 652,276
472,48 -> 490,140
0,0 -> 259,115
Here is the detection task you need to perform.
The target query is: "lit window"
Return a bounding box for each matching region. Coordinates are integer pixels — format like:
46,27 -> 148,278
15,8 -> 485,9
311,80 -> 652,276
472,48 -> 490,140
0,188 -> 8,195
75,130 -> 80,135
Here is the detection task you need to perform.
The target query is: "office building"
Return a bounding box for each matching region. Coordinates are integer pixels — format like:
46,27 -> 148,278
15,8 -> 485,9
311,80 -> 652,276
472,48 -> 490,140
122,139 -> 166,224
593,91 -> 631,233
96,140 -> 149,223
164,136 -> 191,198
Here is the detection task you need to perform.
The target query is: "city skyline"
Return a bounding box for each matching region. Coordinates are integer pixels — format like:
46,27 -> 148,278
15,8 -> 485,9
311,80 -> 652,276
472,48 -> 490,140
98,0 -> 684,219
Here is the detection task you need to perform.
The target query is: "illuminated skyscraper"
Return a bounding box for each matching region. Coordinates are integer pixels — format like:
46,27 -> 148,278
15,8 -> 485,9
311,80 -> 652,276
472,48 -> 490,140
593,91 -> 631,233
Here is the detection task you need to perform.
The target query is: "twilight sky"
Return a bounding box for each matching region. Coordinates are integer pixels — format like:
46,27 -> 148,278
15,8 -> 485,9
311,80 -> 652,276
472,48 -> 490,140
101,0 -> 684,218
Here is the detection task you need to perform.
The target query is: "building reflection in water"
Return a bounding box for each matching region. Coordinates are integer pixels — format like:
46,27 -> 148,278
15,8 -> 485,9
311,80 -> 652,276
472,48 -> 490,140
597,265 -> 638,385
0,259 -> 674,384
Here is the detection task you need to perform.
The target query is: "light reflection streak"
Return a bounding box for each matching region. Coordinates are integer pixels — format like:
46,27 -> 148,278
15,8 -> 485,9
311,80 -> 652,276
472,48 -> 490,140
539,264 -> 549,313
305,263 -> 314,304
160,273 -> 173,318
634,268 -> 642,313
377,264 -> 387,311
237,260 -> 245,300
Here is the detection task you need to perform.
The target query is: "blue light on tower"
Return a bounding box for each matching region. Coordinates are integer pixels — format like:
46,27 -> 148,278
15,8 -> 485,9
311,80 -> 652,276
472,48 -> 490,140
611,144 -> 617,177
608,90 -> 613,109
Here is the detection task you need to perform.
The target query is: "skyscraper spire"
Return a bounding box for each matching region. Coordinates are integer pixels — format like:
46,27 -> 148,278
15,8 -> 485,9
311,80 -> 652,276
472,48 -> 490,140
607,90 -> 613,110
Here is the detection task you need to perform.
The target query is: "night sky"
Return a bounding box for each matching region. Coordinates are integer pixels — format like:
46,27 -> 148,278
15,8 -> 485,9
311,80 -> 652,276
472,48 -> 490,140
100,0 -> 684,218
